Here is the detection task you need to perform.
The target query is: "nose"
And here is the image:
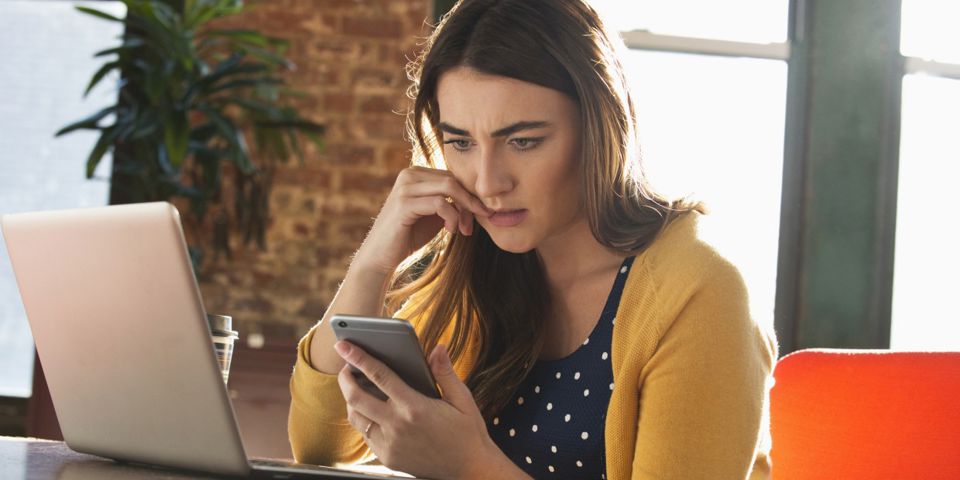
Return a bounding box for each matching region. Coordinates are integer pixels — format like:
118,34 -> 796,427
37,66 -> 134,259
473,147 -> 514,201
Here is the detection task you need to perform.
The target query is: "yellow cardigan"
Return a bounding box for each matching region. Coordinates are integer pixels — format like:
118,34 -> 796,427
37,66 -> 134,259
288,212 -> 779,479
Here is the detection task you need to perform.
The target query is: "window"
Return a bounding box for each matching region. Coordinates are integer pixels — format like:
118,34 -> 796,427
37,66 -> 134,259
590,0 -> 790,328
890,0 -> 960,350
0,0 -> 125,397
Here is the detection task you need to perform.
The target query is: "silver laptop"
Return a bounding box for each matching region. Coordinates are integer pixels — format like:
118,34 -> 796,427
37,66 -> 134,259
1,202 -> 414,479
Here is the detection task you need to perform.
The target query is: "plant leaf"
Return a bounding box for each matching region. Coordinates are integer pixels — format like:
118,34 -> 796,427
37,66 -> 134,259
55,106 -> 117,136
94,38 -> 146,58
207,29 -> 272,48
86,126 -> 117,178
75,6 -> 125,23
209,76 -> 284,94
164,109 -> 190,168
83,61 -> 120,97
287,129 -> 304,165
200,107 -> 254,173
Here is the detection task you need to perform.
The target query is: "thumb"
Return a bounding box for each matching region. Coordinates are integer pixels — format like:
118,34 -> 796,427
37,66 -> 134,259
429,344 -> 476,412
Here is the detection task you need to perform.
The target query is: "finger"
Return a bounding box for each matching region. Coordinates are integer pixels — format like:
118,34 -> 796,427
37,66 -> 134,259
459,208 -> 476,236
337,362 -> 390,425
344,404 -> 374,438
428,344 -> 478,414
335,340 -> 418,406
453,203 -> 470,236
406,196 -> 461,235
403,176 -> 492,217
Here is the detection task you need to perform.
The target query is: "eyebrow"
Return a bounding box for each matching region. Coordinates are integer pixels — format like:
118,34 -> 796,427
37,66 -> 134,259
436,120 -> 552,138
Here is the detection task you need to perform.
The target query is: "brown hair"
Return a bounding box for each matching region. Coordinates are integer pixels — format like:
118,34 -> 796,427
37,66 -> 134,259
387,0 -> 703,417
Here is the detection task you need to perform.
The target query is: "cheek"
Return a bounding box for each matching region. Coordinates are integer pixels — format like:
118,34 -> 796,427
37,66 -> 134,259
447,162 -> 477,194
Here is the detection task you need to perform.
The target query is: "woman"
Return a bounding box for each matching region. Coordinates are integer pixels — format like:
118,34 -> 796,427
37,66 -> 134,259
288,0 -> 778,479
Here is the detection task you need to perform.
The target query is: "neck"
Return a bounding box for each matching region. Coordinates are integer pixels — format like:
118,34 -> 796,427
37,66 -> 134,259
536,215 -> 624,291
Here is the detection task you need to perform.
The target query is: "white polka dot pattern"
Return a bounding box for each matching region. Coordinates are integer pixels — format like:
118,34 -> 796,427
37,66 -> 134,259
484,255 -> 635,479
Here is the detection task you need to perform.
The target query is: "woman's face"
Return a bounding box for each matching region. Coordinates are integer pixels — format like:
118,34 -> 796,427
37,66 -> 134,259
436,66 -> 583,254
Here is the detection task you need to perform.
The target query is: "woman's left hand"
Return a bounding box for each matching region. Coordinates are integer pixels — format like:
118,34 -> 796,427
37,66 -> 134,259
335,341 -> 518,480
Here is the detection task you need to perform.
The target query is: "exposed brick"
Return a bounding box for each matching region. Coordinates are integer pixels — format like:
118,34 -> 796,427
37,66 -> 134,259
322,92 -> 355,113
342,17 -> 403,39
383,145 -> 413,170
275,165 -> 332,189
350,116 -> 406,141
352,66 -> 401,89
340,170 -> 396,192
320,143 -> 376,166
311,38 -> 359,60
339,217 -> 374,244
359,94 -> 400,114
194,0 -> 430,339
297,298 -> 329,320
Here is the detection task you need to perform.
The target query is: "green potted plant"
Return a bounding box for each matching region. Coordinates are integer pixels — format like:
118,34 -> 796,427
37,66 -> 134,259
56,0 -> 324,272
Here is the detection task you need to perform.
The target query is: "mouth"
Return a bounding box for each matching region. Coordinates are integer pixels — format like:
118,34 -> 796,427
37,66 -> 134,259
487,208 -> 528,227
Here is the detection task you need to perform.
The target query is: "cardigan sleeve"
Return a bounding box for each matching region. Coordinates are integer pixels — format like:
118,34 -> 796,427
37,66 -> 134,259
630,258 -> 778,479
287,324 -> 374,466
287,293 -> 430,466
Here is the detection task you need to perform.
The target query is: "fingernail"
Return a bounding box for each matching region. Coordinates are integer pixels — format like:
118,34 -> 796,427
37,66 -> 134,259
334,341 -> 351,357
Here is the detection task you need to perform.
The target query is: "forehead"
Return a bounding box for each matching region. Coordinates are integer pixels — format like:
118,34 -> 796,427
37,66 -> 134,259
436,67 -> 577,131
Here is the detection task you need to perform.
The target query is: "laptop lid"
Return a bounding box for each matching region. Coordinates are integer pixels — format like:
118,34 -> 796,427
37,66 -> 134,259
1,202 -> 251,476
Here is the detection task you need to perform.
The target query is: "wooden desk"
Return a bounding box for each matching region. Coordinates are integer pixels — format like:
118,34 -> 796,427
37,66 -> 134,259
0,436 -> 225,479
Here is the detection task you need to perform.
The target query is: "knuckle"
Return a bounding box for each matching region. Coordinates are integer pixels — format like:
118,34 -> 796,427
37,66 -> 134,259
398,405 -> 418,425
441,176 -> 458,191
406,405 -> 425,424
368,368 -> 389,389
342,386 -> 361,406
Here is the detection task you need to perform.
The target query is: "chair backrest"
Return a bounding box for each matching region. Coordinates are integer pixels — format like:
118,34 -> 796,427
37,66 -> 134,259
770,349 -> 960,479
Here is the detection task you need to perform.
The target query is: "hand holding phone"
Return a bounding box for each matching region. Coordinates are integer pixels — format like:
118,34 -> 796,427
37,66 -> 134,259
330,314 -> 441,400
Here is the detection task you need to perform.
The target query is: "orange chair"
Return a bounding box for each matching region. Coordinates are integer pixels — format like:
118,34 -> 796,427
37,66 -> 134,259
770,349 -> 960,479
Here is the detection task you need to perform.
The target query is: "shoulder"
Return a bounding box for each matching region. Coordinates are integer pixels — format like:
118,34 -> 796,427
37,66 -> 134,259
621,210 -> 752,336
640,210 -> 744,292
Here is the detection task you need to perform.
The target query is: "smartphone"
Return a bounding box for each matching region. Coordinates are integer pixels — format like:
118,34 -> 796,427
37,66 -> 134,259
330,314 -> 442,400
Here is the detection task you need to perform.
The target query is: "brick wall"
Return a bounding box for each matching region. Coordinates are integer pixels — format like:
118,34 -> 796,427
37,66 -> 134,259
193,0 -> 433,343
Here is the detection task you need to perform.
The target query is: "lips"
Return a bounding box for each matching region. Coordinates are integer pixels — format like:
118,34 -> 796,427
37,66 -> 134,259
488,208 -> 528,227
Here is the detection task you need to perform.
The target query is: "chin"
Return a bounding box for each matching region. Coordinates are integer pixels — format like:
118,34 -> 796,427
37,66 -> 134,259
483,228 -> 537,254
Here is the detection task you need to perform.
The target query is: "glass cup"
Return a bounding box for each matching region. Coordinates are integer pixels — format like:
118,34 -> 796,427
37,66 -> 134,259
207,314 -> 239,384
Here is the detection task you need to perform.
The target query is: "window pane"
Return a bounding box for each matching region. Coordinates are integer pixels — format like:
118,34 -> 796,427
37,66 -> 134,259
900,0 -> 960,64
591,0 -> 789,44
623,50 -> 787,328
0,0 -> 124,397
890,74 -> 960,351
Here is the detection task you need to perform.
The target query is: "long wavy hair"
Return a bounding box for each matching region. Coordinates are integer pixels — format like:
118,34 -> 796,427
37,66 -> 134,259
385,0 -> 703,418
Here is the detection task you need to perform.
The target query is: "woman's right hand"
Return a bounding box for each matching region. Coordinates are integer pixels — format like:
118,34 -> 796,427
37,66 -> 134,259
352,166 -> 493,276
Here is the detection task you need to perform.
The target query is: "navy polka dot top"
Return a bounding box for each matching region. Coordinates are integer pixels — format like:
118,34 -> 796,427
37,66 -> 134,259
486,255 -> 635,480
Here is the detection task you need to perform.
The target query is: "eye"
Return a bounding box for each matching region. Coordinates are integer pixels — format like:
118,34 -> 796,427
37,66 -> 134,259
511,137 -> 543,152
443,139 -> 472,152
